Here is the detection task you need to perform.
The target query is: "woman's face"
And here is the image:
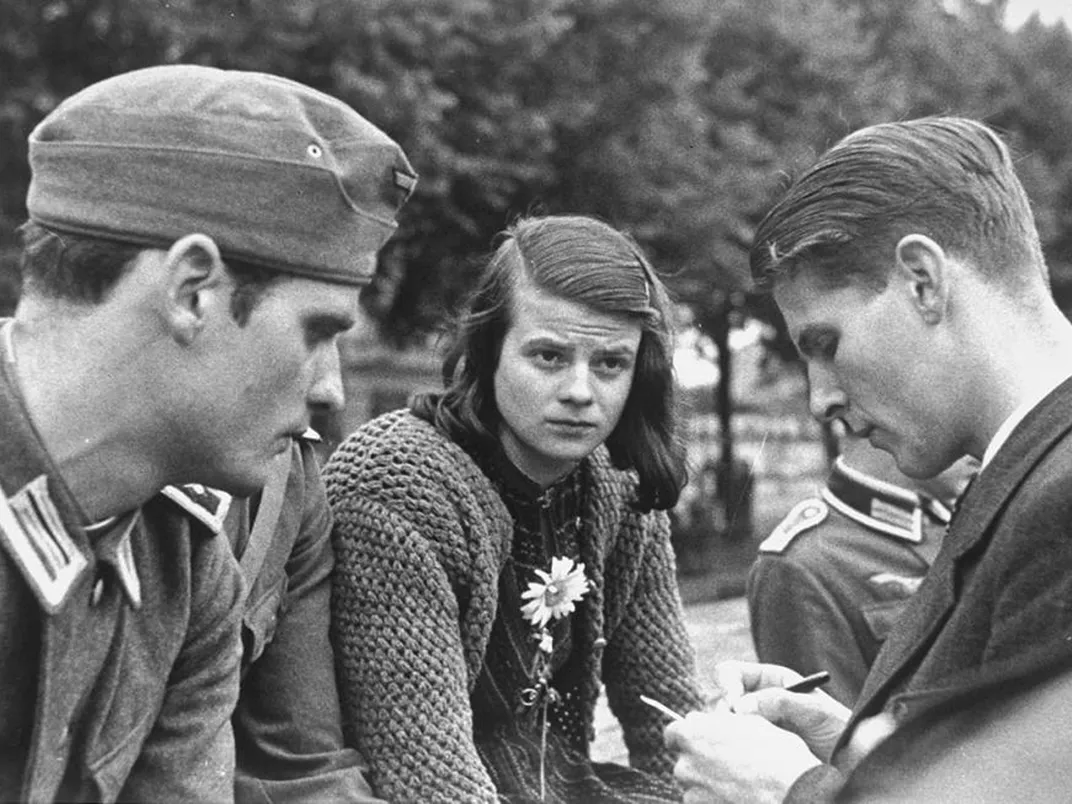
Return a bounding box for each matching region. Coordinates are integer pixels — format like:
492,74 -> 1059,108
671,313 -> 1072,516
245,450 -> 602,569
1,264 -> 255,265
493,280 -> 642,486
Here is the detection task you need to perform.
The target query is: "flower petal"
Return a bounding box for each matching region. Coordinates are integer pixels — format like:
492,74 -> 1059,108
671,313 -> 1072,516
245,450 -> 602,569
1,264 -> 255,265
521,583 -> 547,602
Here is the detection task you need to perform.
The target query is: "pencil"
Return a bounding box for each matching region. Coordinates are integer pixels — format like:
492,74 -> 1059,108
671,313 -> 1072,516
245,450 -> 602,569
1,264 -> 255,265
639,694 -> 684,721
784,670 -> 832,694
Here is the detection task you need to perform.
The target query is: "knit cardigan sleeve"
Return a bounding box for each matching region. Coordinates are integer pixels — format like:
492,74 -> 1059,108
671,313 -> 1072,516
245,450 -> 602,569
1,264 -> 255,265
324,411 -> 506,804
600,507 -> 703,776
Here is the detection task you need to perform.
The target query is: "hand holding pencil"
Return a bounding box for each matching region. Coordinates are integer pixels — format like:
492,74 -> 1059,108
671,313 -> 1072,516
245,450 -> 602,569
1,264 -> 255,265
640,671 -> 830,722
707,660 -> 850,763
659,661 -> 851,802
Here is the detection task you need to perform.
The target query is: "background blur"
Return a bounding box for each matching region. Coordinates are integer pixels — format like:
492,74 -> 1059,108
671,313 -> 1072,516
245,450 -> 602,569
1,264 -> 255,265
3,0 -> 1070,591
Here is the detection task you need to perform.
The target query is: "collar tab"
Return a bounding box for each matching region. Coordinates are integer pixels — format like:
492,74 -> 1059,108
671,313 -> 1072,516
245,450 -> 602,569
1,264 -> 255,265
0,475 -> 89,613
825,458 -> 946,543
160,484 -> 232,534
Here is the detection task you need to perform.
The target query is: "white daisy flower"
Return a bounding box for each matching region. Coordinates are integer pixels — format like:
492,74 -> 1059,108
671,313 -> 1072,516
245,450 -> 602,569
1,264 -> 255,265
520,556 -> 590,629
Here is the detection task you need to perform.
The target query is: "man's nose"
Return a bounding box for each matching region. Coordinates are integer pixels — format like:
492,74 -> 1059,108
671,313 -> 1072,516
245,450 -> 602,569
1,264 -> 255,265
808,364 -> 847,424
308,345 -> 345,413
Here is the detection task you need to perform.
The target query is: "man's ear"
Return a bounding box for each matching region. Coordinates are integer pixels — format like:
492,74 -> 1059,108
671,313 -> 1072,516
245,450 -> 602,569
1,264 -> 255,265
894,234 -> 949,324
161,234 -> 229,344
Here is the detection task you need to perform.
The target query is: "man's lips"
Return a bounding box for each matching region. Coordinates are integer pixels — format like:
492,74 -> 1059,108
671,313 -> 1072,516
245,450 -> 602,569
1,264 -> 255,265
863,427 -> 890,448
276,425 -> 309,446
842,418 -> 875,439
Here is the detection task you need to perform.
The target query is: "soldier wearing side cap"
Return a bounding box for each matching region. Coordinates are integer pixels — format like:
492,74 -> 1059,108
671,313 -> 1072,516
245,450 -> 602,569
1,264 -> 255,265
748,436 -> 977,707
0,65 -> 415,802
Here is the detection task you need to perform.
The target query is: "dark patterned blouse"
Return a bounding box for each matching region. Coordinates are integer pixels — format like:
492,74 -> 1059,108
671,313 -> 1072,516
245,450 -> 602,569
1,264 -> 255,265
468,445 -> 681,804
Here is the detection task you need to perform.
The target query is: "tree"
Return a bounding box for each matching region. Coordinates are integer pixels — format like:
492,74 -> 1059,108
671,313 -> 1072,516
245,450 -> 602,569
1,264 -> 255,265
3,0 -> 1072,331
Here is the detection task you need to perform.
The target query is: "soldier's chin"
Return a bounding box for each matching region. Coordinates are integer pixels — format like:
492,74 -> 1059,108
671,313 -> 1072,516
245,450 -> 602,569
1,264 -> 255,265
213,465 -> 272,498
868,431 -> 907,467
209,442 -> 290,495
892,451 -> 940,481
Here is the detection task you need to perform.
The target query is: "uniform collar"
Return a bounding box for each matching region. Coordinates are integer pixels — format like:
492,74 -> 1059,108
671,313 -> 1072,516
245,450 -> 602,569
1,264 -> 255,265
0,322 -> 144,612
0,472 -> 143,613
159,483 -> 232,534
822,457 -> 950,544
1,329 -> 90,613
89,509 -> 142,608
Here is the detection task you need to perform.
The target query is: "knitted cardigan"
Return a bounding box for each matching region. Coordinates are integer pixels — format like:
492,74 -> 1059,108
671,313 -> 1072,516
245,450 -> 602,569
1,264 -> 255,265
325,409 -> 701,804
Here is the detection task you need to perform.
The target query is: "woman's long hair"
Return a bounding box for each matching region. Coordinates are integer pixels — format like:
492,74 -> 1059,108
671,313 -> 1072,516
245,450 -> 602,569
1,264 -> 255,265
412,214 -> 686,512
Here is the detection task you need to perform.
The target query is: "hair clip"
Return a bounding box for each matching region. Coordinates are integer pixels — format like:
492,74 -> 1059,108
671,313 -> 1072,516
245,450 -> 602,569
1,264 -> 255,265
635,253 -> 657,307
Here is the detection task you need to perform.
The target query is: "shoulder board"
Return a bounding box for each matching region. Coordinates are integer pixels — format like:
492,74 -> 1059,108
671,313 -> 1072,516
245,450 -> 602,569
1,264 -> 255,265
759,498 -> 829,554
159,484 -> 232,535
299,427 -> 321,442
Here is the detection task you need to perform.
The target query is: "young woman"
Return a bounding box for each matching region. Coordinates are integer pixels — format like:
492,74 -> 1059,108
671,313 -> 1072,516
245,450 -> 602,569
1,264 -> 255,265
326,214 -> 702,803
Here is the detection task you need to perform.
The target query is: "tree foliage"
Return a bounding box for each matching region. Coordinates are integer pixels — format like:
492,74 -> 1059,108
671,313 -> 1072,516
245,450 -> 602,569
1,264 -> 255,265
2,0 -> 1072,333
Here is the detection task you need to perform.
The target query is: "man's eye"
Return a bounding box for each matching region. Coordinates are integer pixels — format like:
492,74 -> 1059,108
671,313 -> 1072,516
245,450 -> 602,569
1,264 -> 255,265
815,335 -> 838,359
304,325 -> 338,347
802,332 -> 838,360
534,349 -> 562,365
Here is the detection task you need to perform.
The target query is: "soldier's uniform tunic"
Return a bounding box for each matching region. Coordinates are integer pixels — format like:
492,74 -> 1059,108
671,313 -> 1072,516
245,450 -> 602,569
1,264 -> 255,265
0,320 -> 244,802
748,457 -> 952,706
168,434 -> 385,803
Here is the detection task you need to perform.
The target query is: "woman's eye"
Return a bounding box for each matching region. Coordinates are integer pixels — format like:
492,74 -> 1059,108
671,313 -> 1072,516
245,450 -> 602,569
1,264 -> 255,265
597,356 -> 630,374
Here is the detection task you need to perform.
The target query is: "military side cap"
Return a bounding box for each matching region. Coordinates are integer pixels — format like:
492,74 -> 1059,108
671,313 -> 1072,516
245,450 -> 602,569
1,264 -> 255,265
27,64 -> 417,286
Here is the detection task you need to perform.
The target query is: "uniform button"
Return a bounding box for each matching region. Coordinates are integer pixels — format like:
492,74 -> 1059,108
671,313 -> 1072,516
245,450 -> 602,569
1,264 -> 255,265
91,577 -> 105,606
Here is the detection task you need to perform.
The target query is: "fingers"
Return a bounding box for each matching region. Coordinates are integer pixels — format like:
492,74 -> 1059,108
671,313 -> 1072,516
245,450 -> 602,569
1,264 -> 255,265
672,751 -> 705,790
733,688 -> 796,721
664,710 -> 720,753
664,722 -> 687,754
664,708 -> 825,801
732,687 -> 851,762
712,660 -> 805,707
733,686 -> 843,722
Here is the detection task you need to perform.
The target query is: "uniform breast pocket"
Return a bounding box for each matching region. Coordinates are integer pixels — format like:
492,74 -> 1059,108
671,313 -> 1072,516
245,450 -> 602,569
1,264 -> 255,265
242,575 -> 287,668
81,625 -> 170,803
87,704 -> 157,802
862,598 -> 911,643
